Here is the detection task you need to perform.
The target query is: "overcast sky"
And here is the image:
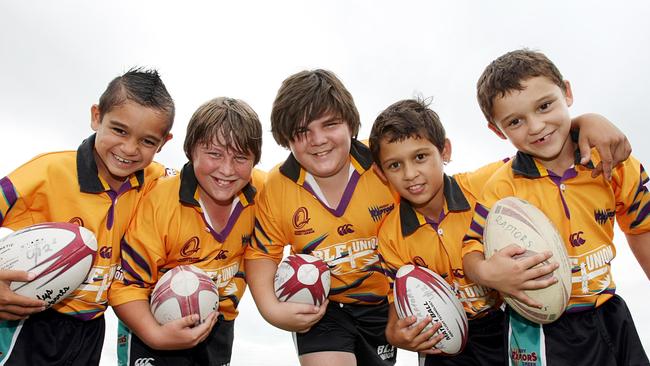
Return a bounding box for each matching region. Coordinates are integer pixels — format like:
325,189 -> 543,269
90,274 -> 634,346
1,1 -> 649,365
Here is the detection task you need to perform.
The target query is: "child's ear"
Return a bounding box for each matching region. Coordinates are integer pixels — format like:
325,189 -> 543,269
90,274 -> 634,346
442,138 -> 452,163
563,80 -> 574,107
487,122 -> 507,140
90,105 -> 101,131
372,164 -> 388,185
158,133 -> 173,152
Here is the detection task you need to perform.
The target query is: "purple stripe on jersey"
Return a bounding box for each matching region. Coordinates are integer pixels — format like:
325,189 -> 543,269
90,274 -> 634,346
475,203 -> 489,219
302,170 -> 361,217
0,177 -> 18,224
106,190 -> 118,230
631,202 -> 650,229
68,309 -> 103,321
204,202 -> 244,243
120,237 -> 152,279
548,171 -> 573,219
470,220 -> 484,237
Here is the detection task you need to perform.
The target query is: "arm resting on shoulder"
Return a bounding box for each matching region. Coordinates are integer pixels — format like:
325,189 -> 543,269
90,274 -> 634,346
625,232 -> 650,280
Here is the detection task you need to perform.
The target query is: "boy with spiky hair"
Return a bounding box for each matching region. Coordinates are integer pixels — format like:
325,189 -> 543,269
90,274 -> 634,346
110,97 -> 265,366
463,49 -> 650,365
245,69 -> 399,366
0,67 -> 174,365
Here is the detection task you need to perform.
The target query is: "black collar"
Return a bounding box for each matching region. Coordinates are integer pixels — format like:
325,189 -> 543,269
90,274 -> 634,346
279,139 -> 373,182
511,129 -> 595,178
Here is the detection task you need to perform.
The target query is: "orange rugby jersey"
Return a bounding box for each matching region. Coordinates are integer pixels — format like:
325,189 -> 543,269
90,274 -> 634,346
0,134 -> 166,320
463,146 -> 649,312
109,163 -> 266,321
379,162 -> 503,319
245,140 -> 398,305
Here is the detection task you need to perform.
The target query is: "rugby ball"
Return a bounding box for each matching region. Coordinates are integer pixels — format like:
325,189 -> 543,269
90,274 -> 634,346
150,265 -> 219,325
0,222 -> 97,307
274,254 -> 330,306
394,265 -> 468,355
483,196 -> 571,324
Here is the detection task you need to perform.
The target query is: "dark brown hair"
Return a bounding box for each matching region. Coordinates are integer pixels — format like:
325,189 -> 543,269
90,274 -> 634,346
369,98 -> 446,168
98,67 -> 175,134
477,49 -> 565,125
271,69 -> 360,148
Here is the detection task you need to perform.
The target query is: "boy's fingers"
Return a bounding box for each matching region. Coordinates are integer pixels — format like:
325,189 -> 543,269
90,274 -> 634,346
509,292 -> 543,309
0,270 -> 34,282
518,251 -> 553,270
500,244 -> 525,257
0,303 -> 45,316
0,311 -> 28,321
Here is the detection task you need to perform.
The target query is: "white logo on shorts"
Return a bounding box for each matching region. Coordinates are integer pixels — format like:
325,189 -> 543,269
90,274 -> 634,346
377,344 -> 396,360
134,358 -> 155,366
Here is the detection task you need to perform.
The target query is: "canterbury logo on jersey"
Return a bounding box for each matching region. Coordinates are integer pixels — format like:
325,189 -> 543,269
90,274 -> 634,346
99,246 -> 112,259
134,358 -> 156,366
570,231 -> 586,247
368,203 -> 394,222
337,224 -> 354,236
214,249 -> 228,260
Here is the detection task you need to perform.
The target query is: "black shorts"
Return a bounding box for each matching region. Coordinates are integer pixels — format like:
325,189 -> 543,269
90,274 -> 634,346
424,310 -> 505,366
0,308 -> 105,366
117,317 -> 234,366
506,294 -> 649,366
294,301 -> 396,366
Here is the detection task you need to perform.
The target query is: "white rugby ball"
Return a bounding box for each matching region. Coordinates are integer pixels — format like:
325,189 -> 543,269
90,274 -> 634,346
483,196 -> 571,324
394,265 -> 468,355
150,265 -> 219,325
0,222 -> 97,307
274,254 -> 330,306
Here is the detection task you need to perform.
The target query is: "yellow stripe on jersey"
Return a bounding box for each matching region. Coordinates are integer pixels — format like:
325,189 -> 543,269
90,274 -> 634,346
109,163 -> 266,321
0,134 -> 166,320
245,140 -> 397,305
463,141 -> 650,312
379,163 -> 503,319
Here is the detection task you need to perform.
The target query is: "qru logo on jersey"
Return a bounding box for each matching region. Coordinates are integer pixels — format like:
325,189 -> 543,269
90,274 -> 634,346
134,358 -> 156,366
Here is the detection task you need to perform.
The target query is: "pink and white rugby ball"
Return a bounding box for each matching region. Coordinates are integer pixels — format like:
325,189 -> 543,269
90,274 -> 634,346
274,254 -> 330,306
0,222 -> 97,307
150,265 -> 219,325
394,265 -> 468,355
483,196 -> 571,324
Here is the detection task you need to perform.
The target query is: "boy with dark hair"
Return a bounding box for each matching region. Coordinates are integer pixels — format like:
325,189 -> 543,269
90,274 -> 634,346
463,49 -> 650,365
0,67 -> 174,365
110,97 -> 265,366
370,98 -> 504,366
245,69 -> 400,366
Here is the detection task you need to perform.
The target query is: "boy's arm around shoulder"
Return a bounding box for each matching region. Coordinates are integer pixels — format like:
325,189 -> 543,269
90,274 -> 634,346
611,154 -> 650,279
625,232 -> 650,280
